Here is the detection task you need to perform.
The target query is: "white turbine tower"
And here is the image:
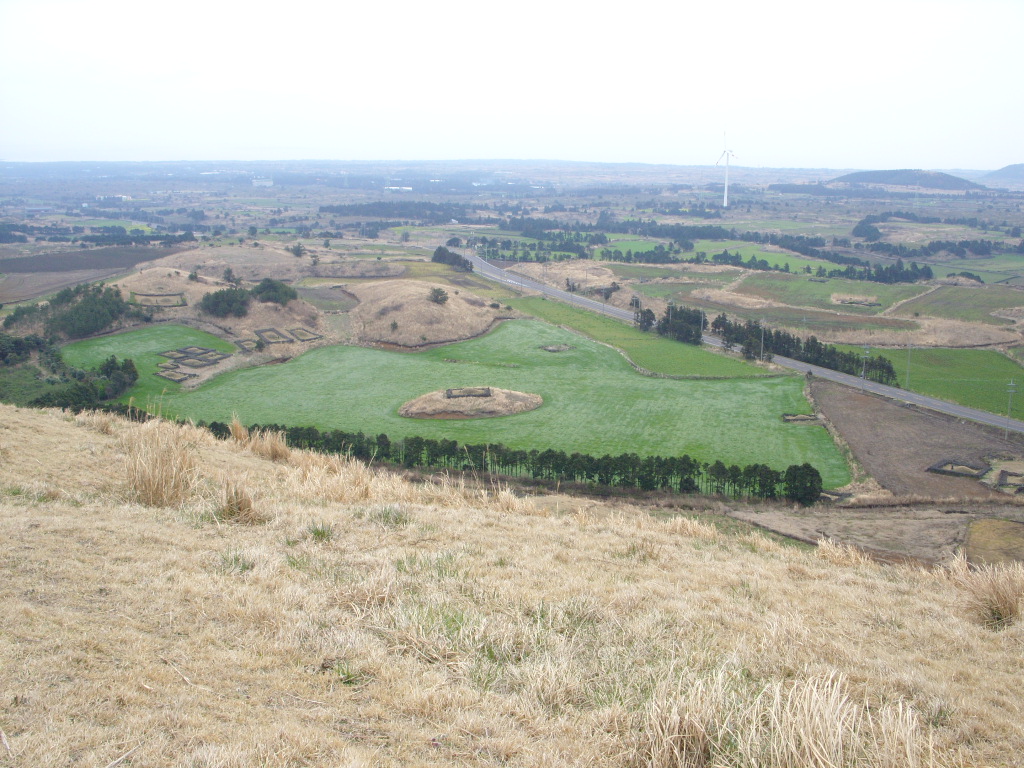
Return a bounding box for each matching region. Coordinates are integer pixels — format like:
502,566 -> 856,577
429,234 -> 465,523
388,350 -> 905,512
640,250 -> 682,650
716,138 -> 736,208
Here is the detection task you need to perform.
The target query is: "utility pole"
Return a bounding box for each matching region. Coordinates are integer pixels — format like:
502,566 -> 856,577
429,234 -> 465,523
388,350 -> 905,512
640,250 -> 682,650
759,318 -> 766,361
906,344 -> 913,389
861,346 -> 870,379
1006,379 -> 1017,441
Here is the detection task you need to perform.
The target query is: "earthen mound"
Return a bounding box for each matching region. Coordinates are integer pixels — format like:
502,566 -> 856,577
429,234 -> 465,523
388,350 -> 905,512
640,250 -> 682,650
399,387 -> 542,419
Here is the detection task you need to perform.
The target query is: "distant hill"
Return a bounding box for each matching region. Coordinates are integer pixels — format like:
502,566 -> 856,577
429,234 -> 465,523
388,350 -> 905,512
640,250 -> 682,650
829,169 -> 985,190
983,163 -> 1024,184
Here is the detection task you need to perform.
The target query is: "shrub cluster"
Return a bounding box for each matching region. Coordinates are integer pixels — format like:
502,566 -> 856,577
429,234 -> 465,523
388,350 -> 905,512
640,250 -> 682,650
431,246 -> 473,272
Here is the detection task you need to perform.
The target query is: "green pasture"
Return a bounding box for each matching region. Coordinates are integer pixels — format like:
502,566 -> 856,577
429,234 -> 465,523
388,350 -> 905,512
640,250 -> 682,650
601,238 -> 663,253
62,326 -> 236,404
691,240 -> 828,273
735,272 -> 929,315
893,285 -> 1024,325
508,297 -> 766,379
144,320 -> 848,486
70,218 -> 154,232
837,344 -> 1024,419
925,253 -> 1024,283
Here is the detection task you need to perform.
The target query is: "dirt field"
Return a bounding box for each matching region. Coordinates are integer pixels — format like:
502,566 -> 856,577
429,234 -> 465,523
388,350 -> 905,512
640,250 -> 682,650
810,378 -> 1024,498
0,268 -> 129,303
726,378 -> 1024,563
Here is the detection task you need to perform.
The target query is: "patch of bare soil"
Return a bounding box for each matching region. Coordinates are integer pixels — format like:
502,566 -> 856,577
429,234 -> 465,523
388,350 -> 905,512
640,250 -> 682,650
0,268 -> 128,303
811,378 -> 1024,499
311,260 -> 405,279
729,505 -> 983,564
730,378 -> 1024,563
399,387 -> 542,419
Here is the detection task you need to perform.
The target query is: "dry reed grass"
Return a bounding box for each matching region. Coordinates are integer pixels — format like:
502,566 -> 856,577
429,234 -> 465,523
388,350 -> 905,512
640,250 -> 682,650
949,556 -> 1024,629
215,477 -> 266,525
121,418 -> 201,507
631,670 -> 933,768
2,405 -> 1023,767
228,414 -> 290,462
816,538 -> 874,567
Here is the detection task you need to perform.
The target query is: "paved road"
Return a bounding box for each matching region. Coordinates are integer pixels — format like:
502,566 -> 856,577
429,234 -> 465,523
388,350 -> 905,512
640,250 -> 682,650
465,251 -> 1024,437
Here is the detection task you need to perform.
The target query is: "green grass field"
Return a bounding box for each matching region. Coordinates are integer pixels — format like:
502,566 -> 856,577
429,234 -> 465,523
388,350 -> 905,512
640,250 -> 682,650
893,285 -> 1024,325
837,344 -> 1024,418
508,297 -> 768,378
691,240 -> 829,273
735,272 -> 929,315
138,320 -> 847,486
62,326 -> 236,404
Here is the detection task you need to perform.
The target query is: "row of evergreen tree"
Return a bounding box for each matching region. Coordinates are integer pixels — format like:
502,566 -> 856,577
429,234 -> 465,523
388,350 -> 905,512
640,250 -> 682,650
631,305 -> 900,386
196,421 -> 823,505
707,315 -> 900,385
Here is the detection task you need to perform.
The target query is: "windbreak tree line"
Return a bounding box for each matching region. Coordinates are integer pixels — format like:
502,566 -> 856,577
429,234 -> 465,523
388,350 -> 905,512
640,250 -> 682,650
631,305 -> 899,386
708,314 -> 899,385
199,420 -> 823,505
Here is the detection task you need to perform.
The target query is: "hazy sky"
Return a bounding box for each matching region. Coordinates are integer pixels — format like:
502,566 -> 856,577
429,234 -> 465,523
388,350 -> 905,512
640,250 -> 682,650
1,0 -> 1020,170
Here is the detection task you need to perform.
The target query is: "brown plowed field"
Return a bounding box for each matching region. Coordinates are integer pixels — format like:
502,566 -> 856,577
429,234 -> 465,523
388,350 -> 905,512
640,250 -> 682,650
729,379 -> 1024,564
810,378 -> 1023,498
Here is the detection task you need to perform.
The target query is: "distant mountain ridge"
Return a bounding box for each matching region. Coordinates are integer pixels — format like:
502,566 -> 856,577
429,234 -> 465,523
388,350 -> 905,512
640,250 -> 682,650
830,169 -> 985,190
983,163 -> 1024,184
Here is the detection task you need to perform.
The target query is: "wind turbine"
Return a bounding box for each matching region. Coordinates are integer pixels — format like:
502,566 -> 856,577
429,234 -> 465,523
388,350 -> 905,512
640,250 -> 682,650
716,137 -> 736,208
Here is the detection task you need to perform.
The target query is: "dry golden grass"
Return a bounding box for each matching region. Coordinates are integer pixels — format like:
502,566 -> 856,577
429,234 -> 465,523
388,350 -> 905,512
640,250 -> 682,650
215,477 -> 265,525
2,403 -> 1024,767
228,415 -> 291,462
348,280 -> 512,346
121,418 -> 203,507
949,556 -> 1024,630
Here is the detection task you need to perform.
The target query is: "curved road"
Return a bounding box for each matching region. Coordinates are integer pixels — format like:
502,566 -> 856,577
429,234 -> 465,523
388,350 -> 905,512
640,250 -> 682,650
464,251 -> 1024,437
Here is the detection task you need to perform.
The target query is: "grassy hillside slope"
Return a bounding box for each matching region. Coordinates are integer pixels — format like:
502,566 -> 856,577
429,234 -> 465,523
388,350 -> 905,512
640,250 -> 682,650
1,405 -> 1022,767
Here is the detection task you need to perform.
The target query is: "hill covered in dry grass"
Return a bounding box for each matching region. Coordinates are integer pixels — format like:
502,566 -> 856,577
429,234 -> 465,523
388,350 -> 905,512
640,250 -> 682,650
1,404 -> 1023,767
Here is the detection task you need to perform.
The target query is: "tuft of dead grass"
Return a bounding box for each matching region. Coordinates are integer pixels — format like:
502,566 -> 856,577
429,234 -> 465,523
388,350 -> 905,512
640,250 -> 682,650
121,419 -> 201,507
228,414 -> 290,462
816,537 -> 874,567
216,478 -> 266,525
949,556 -> 1024,629
632,670 -> 933,768
248,428 -> 291,462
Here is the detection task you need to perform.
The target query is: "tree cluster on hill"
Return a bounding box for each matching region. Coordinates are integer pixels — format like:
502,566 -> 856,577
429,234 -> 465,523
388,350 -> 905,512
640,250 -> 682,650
198,420 -> 823,504
250,278 -> 298,305
46,286 -> 134,338
199,287 -> 251,317
3,284 -> 147,339
431,246 -> 473,272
